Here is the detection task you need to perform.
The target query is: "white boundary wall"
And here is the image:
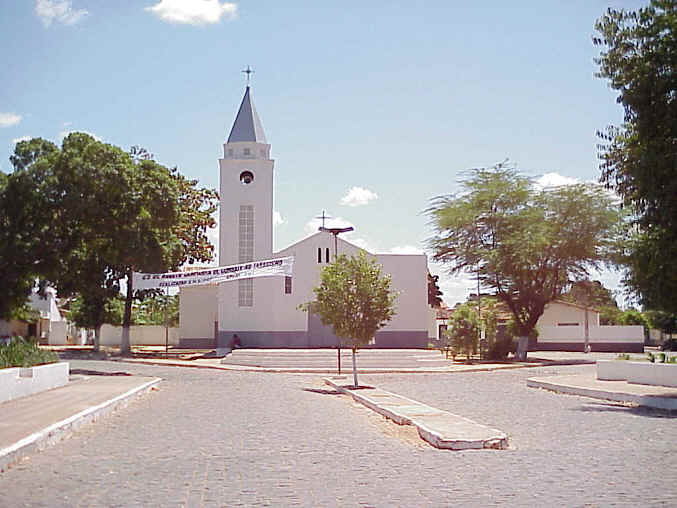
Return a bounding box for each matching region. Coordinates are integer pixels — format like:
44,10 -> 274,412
537,325 -> 644,344
597,360 -> 677,388
0,362 -> 69,404
100,325 -> 180,346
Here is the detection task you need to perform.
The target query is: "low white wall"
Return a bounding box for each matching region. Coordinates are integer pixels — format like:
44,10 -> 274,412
0,362 -> 70,404
538,325 -> 644,344
100,325 -> 180,346
597,360 -> 677,388
589,326 -> 644,343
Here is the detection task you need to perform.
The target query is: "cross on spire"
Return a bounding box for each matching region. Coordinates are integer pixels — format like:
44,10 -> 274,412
242,65 -> 254,87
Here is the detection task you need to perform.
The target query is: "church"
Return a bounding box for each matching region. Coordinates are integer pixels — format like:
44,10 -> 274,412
179,85 -> 435,349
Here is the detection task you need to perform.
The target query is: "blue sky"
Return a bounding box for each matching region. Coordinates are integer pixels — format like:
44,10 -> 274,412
0,0 -> 646,305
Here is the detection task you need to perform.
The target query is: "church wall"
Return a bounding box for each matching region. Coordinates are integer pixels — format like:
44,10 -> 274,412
179,285 -> 217,345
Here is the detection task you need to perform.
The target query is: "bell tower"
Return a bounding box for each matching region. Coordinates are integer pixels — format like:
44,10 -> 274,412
219,84 -> 274,306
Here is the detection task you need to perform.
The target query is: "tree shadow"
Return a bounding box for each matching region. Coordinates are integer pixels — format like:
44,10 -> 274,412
70,369 -> 132,376
571,401 -> 677,418
302,388 -> 343,395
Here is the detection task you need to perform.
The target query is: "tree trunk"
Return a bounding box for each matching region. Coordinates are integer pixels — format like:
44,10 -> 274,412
93,325 -> 100,353
352,347 -> 358,388
121,269 -> 133,356
517,335 -> 529,361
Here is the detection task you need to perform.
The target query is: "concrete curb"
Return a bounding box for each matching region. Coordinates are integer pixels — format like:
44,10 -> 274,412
324,377 -> 508,450
0,377 -> 161,472
113,357 -> 567,375
527,376 -> 677,411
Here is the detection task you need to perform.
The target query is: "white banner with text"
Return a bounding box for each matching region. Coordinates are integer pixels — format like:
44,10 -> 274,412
132,256 -> 294,290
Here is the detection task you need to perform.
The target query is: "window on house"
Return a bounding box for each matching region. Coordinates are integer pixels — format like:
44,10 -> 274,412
317,247 -> 322,263
284,276 -> 292,294
243,148 -> 251,156
325,248 -> 330,263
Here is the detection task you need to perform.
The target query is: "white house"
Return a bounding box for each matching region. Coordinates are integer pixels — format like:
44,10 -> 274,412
535,300 -> 644,353
179,86 -> 432,349
0,288 -> 67,344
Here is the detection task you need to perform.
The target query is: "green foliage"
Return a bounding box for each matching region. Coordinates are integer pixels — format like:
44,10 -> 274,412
647,351 -> 656,363
616,353 -> 631,361
0,139 -> 60,319
304,252 -> 396,351
562,280 -> 622,325
445,298 -> 510,360
594,1 -> 677,314
619,308 -> 650,331
645,310 -> 677,334
1,134 -> 217,353
0,337 -> 58,369
445,303 -> 480,360
10,303 -> 40,324
427,273 -> 443,307
427,163 -> 622,341
134,293 -> 179,327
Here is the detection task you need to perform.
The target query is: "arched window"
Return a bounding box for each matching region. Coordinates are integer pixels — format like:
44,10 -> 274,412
325,248 -> 330,263
317,248 -> 322,263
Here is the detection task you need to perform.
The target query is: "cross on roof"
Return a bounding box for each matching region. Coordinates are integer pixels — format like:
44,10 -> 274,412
242,66 -> 254,86
314,210 -> 332,228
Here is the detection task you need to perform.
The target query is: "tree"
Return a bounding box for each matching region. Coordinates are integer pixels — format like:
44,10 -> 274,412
594,1 -> 677,314
3,134 -> 218,354
427,163 -> 622,359
0,139 -> 60,319
304,252 -> 396,387
427,273 -> 443,307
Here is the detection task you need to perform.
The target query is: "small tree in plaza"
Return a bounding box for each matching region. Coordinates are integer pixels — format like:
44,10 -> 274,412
445,298 -> 504,361
304,252 -> 396,387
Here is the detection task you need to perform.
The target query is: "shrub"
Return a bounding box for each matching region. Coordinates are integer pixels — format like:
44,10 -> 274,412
487,336 -> 516,360
616,353 -> 631,361
0,336 -> 58,369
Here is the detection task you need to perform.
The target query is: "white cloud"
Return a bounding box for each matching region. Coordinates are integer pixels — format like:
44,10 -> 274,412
273,210 -> 285,227
385,244 -> 425,255
340,186 -> 378,207
145,0 -> 238,25
0,113 -> 22,128
535,172 -> 580,189
12,136 -> 32,145
35,0 -> 88,27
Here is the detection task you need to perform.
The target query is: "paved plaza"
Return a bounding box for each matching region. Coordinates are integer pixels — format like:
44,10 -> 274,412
1,360 -> 676,506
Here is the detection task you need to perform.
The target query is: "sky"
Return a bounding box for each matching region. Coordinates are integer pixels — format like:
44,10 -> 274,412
0,0 -> 647,306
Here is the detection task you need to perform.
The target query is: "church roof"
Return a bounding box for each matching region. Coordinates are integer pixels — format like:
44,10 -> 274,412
227,86 -> 267,143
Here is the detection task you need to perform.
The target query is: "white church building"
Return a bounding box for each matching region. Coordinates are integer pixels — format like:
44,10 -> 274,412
179,85 -> 434,349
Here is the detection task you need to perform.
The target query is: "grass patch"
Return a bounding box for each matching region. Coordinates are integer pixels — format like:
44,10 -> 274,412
0,337 -> 59,369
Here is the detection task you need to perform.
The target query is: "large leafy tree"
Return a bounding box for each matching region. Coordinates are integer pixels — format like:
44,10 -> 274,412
594,1 -> 677,313
2,134 -> 218,353
427,163 -> 622,359
0,139 -> 60,319
305,252 -> 396,387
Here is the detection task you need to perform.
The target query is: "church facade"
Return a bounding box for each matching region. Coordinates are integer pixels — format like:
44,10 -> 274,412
179,86 -> 435,349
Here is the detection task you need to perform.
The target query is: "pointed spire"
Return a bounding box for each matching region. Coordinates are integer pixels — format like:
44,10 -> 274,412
227,86 -> 267,143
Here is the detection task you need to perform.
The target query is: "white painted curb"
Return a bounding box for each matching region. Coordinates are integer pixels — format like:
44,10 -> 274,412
0,377 -> 161,472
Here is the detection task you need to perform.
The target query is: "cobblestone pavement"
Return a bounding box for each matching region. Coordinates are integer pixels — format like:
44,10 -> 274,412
1,361 -> 676,507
